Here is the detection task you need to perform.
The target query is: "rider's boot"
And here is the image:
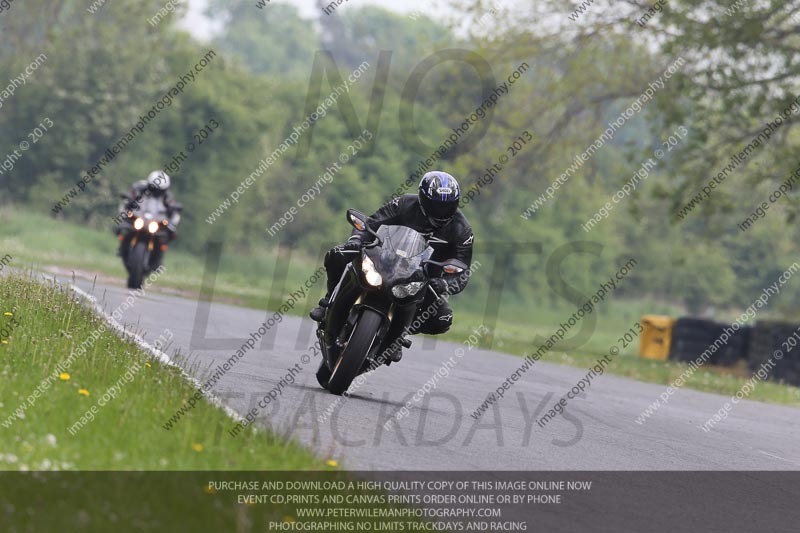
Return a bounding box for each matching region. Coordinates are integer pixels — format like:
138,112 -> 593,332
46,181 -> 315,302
383,337 -> 411,365
309,295 -> 330,323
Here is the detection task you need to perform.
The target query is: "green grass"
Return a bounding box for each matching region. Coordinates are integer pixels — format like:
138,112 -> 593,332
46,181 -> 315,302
0,205 -> 316,308
3,205 -> 800,407
0,277 -> 433,529
0,273 -> 329,470
0,468 -> 427,532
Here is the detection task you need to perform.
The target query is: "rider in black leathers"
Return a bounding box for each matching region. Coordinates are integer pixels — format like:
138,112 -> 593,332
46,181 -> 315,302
310,171 -> 474,362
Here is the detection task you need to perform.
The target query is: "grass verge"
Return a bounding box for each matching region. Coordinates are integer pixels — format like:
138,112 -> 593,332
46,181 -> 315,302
0,273 -> 327,470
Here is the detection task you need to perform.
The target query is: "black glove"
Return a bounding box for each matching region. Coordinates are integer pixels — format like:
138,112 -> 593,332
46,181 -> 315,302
336,237 -> 362,254
429,277 -> 448,295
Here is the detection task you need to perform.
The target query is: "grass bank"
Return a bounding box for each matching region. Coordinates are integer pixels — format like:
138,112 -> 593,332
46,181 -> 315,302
0,273 -> 327,470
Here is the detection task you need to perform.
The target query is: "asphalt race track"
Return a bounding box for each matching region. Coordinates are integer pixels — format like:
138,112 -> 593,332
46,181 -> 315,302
65,275 -> 800,471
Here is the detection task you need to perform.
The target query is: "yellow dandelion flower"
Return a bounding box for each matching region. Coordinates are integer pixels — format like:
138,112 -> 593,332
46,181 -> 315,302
191,443 -> 204,452
3,312 -> 12,316
204,485 -> 217,494
1,340 -> 7,345
59,373 -> 70,381
145,362 -> 152,368
78,389 -> 90,396
325,459 -> 338,468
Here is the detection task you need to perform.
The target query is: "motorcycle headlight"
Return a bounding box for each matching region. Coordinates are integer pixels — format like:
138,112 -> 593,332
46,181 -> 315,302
148,221 -> 160,234
361,255 -> 382,287
133,218 -> 145,230
392,282 -> 425,298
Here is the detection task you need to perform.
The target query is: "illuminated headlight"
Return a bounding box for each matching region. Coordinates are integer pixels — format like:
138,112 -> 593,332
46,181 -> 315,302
148,221 -> 160,234
361,255 -> 383,287
133,218 -> 145,230
392,282 -> 425,298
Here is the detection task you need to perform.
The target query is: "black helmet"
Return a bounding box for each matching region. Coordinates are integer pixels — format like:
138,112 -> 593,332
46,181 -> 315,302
418,171 -> 461,228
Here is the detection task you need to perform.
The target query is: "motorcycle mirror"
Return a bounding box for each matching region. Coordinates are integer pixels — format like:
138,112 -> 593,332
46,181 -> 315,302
423,258 -> 469,274
346,209 -> 368,231
442,259 -> 468,274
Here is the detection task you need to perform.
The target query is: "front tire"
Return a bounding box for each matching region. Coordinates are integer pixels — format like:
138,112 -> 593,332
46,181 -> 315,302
326,308 -> 383,396
127,242 -> 147,290
316,359 -> 332,390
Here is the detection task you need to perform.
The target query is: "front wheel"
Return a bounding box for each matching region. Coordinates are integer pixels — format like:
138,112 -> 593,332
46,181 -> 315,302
127,241 -> 148,290
316,359 -> 332,390
326,308 -> 383,396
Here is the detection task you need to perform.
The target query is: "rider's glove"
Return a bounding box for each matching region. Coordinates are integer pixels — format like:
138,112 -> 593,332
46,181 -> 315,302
429,277 -> 449,295
337,237 -> 362,254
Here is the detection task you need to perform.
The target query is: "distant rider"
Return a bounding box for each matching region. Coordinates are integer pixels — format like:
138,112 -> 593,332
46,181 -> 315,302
115,170 -> 181,266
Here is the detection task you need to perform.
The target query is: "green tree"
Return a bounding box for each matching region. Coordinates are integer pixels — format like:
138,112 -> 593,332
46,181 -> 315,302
207,0 -> 318,79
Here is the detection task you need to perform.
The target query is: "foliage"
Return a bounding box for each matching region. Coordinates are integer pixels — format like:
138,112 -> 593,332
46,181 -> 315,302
3,0 -> 800,315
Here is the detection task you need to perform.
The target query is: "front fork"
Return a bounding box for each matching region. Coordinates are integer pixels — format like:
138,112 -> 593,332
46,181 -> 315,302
126,233 -> 157,272
342,292 -> 418,368
131,234 -> 157,253
321,292 -> 392,371
319,264 -> 418,370
321,265 -> 394,370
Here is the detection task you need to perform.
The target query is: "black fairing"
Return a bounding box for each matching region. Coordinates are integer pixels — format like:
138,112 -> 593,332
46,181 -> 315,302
319,225 -> 433,371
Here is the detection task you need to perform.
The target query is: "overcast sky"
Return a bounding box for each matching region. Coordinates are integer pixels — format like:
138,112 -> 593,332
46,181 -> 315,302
181,0 -> 454,40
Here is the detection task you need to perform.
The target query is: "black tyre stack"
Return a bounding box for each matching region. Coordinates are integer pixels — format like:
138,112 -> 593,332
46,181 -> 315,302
747,321 -> 800,386
669,318 -> 718,364
666,316 -> 800,385
668,318 -> 750,366
717,325 -> 751,367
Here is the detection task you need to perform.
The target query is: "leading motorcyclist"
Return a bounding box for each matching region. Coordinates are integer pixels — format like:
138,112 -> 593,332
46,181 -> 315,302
310,171 -> 474,363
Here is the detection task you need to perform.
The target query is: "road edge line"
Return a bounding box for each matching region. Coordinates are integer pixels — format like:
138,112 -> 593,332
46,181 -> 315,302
68,283 -> 244,425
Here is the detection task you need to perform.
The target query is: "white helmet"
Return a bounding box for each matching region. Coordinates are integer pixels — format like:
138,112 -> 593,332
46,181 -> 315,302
147,170 -> 171,192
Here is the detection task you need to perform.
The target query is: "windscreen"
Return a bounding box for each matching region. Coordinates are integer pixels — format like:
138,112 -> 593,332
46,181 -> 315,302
135,196 -> 167,220
368,225 -> 433,283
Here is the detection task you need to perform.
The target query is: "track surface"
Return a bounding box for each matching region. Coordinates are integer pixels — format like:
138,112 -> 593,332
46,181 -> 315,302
67,276 -> 800,471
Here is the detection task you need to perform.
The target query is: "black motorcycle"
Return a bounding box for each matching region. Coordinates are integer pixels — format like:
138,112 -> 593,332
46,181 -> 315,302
117,195 -> 178,289
315,209 -> 467,395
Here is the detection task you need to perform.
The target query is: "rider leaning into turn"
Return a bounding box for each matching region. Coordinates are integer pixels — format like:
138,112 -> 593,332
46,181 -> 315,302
115,170 -> 181,265
310,171 -> 475,362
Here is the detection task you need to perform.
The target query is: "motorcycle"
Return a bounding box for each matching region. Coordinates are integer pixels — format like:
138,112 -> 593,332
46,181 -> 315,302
117,194 -> 179,290
315,209 -> 468,395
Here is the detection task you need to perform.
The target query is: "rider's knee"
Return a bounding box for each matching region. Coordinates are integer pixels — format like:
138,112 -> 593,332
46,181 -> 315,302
422,313 -> 452,335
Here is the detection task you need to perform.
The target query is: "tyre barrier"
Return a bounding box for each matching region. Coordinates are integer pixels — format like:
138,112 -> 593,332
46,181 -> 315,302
667,318 -> 750,366
747,321 -> 800,387
668,318 -> 717,363
717,324 -> 751,367
643,314 -> 800,386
